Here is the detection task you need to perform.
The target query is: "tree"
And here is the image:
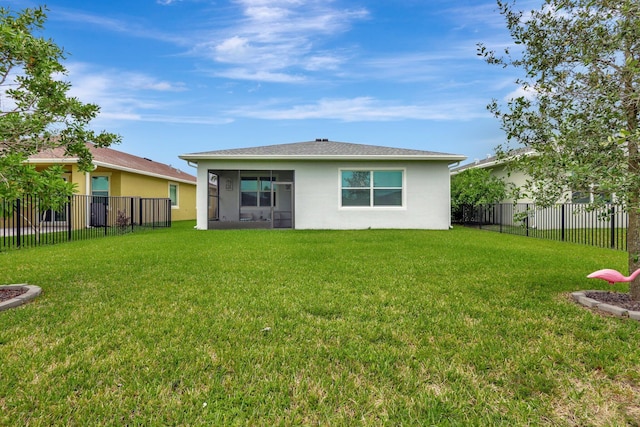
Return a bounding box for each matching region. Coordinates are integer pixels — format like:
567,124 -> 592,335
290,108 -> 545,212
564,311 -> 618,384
0,5 -> 119,213
479,0 -> 640,299
451,168 -> 508,222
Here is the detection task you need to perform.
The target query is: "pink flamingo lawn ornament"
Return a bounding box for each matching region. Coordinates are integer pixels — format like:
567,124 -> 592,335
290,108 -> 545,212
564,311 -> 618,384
587,268 -> 640,285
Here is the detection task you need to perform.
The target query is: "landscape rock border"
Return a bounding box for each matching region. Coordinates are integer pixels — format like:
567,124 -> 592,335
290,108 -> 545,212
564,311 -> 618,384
0,285 -> 42,312
572,291 -> 640,321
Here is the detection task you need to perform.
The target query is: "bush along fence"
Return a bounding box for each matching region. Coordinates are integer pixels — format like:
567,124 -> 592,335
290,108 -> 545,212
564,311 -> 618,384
455,203 -> 628,251
0,194 -> 171,251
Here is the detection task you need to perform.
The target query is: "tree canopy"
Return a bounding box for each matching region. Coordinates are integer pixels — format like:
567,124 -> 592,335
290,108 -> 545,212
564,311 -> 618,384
480,0 -> 640,298
0,5 -> 119,207
451,167 -> 508,221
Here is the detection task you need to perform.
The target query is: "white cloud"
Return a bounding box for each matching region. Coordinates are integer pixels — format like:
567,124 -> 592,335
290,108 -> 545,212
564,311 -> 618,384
228,96 -> 490,122
504,84 -> 538,101
52,9 -> 188,45
190,0 -> 369,82
62,63 -> 192,124
213,68 -> 306,83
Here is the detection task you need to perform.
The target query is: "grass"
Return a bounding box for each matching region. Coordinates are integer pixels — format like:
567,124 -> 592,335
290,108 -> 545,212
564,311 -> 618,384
476,224 -> 628,251
1,221 -> 639,425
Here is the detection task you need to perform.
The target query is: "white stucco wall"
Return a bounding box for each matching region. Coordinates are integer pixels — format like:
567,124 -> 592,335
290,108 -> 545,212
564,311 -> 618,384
488,164 -> 533,203
194,159 -> 453,230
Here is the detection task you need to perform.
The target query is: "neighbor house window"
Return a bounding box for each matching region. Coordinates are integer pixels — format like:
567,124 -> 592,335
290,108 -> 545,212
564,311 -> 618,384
91,175 -> 109,203
169,183 -> 179,207
341,170 -> 403,207
571,191 -> 590,204
572,188 -> 613,204
241,177 -> 275,207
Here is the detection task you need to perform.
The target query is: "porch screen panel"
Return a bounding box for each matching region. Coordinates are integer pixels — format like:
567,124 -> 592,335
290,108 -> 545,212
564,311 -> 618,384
208,172 -> 219,220
241,177 -> 258,206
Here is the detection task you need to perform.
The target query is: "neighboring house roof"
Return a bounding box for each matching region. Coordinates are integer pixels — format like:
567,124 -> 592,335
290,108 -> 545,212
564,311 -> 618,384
450,147 -> 534,174
180,139 -> 466,163
27,143 -> 196,185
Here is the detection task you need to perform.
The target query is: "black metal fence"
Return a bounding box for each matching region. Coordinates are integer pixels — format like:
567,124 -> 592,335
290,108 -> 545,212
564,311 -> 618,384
455,203 -> 628,251
0,194 -> 171,251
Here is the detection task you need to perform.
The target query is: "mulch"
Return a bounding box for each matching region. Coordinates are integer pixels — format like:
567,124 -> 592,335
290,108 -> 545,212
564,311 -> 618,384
585,291 -> 640,312
0,288 -> 28,302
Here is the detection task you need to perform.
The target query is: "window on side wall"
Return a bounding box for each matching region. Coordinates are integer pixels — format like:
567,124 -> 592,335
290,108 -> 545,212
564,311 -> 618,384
169,183 -> 179,207
91,175 -> 109,204
341,170 -> 403,207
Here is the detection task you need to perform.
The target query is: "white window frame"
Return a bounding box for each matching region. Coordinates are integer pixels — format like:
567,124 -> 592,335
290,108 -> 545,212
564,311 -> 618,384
339,168 -> 406,209
169,182 -> 179,209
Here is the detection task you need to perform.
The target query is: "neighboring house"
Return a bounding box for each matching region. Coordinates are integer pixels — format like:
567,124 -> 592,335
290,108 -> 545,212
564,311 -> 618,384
450,148 -> 624,231
179,139 -> 466,230
27,143 -> 197,222
450,148 -> 534,203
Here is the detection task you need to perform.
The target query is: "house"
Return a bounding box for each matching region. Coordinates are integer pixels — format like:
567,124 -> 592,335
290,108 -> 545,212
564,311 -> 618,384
450,148 -> 624,231
450,148 -> 534,203
179,139 -> 466,230
27,143 -> 197,222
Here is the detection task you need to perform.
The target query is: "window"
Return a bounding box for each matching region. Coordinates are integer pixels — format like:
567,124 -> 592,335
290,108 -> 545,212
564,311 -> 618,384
571,190 -> 590,204
572,188 -> 613,204
241,176 -> 275,207
91,175 -> 109,203
341,170 -> 403,207
169,183 -> 179,207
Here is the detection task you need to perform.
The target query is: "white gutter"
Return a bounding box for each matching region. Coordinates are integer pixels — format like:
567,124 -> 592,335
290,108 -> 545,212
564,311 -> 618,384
179,154 -> 468,164
85,171 -> 91,228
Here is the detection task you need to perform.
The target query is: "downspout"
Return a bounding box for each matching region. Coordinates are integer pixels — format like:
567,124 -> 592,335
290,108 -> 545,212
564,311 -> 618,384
85,171 -> 91,228
85,164 -> 97,228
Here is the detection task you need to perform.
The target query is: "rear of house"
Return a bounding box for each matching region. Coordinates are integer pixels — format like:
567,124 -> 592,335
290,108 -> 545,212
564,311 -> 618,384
180,139 -> 466,230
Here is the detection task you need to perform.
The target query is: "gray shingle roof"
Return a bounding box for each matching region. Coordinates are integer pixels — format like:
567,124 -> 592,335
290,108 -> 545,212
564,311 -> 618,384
450,147 -> 534,173
181,139 -> 465,161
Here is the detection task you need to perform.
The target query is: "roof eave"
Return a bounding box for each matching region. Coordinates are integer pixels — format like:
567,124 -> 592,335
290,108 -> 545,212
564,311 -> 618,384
180,154 -> 467,163
91,161 -> 197,185
26,158 -> 196,185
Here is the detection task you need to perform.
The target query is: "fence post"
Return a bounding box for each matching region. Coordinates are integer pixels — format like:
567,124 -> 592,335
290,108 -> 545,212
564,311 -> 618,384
67,195 -> 72,241
130,197 -> 135,232
561,204 -> 565,242
499,203 -> 503,234
15,198 -> 21,248
139,198 -> 143,226
610,205 -> 616,249
525,203 -> 530,237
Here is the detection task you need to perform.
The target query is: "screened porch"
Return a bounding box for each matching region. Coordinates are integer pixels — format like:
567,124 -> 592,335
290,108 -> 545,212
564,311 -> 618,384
207,169 -> 294,229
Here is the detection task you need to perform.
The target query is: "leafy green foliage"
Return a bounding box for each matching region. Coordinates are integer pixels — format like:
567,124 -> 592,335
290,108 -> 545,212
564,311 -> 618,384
0,6 -> 119,205
479,0 -> 640,298
451,168 -> 507,219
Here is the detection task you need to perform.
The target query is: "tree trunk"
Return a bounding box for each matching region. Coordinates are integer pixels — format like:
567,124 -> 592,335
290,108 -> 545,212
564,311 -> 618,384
629,207 -> 640,301
623,40 -> 640,300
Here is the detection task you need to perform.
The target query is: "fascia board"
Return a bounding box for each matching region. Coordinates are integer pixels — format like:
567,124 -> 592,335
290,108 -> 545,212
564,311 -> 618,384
179,154 -> 468,164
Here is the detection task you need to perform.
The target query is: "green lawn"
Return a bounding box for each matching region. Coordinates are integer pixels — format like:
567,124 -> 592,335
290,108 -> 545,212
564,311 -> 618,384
1,222 -> 639,425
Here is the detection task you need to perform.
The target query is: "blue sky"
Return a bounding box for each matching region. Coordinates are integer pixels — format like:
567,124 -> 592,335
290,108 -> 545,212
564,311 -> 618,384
9,0 -> 524,173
